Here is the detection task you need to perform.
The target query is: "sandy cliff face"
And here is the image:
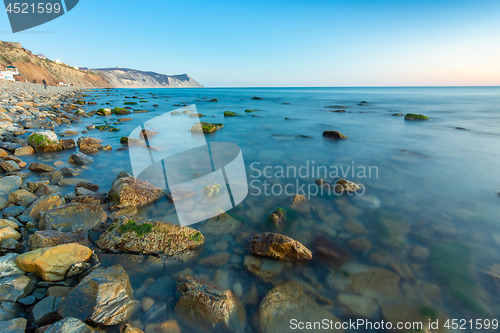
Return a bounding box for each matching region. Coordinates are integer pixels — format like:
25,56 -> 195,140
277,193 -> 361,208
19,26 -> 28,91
0,43 -> 110,88
0,42 -> 203,88
95,68 -> 203,88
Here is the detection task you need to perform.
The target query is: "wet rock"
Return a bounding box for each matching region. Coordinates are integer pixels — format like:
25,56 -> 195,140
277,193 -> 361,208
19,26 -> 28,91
17,294 -> 36,306
96,215 -> 204,256
243,255 -> 284,282
254,281 -> 343,333
77,137 -> 103,150
139,129 -> 158,140
58,265 -> 140,326
28,162 -> 55,173
44,203 -> 107,232
29,229 -> 92,250
60,139 -> 76,150
31,296 -> 62,325
0,301 -> 23,321
0,176 -> 22,199
291,194 -> 310,212
68,152 -> 94,165
0,148 -> 8,157
28,131 -> 62,152
0,253 -> 25,278
15,243 -> 92,281
0,275 -> 37,301
43,317 -> 101,333
0,317 -> 27,333
0,226 -> 21,242
108,175 -> 165,210
316,178 -> 360,193
47,286 -> 72,298
0,238 -> 23,253
2,205 -> 26,218
123,324 -> 145,333
14,146 -> 34,156
0,219 -> 18,229
337,293 -> 379,319
249,232 -> 312,261
175,274 -> 246,333
60,167 -> 79,177
199,210 -> 241,235
23,194 -> 65,218
0,160 -> 20,172
8,189 -> 38,206
322,130 -> 348,139
265,207 -> 288,230
314,236 -> 350,267
75,182 -> 99,192
348,237 -> 372,252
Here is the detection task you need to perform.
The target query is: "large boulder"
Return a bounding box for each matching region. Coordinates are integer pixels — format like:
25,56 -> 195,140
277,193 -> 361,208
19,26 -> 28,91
44,203 -> 107,232
30,296 -> 62,326
28,131 -> 62,152
96,215 -> 204,256
23,194 -> 65,219
249,232 -> 312,261
108,175 -> 166,210
29,229 -> 92,250
14,243 -> 93,281
8,189 -> 38,206
175,274 -> 246,333
254,281 -> 343,333
28,162 -> 55,173
58,265 -> 139,326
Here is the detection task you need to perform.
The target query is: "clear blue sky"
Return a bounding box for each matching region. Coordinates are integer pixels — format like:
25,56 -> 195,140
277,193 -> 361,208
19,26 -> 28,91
1,0 -> 499,87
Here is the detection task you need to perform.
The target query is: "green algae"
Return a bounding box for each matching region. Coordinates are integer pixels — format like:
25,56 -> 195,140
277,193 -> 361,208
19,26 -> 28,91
189,232 -> 202,243
119,219 -> 153,237
224,111 -> 239,117
124,102 -> 138,105
405,113 -> 429,120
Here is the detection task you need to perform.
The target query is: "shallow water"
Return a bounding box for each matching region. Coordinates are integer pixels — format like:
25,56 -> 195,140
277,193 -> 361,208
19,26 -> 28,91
39,87 -> 500,331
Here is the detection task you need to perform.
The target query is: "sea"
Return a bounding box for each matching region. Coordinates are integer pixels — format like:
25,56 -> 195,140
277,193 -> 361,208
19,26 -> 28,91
23,87 -> 500,332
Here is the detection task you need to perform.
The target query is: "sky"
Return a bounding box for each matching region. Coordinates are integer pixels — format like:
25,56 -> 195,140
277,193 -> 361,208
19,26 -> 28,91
0,0 -> 499,87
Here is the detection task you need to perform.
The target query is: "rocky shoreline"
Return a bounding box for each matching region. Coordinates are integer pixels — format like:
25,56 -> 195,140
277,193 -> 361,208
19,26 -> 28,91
0,80 -> 495,333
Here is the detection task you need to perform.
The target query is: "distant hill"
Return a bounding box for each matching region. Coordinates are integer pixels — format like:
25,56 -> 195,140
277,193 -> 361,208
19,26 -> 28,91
0,40 -> 203,88
95,68 -> 203,88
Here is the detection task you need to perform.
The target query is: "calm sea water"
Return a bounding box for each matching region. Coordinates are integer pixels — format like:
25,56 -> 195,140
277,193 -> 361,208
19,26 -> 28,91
27,87 -> 500,331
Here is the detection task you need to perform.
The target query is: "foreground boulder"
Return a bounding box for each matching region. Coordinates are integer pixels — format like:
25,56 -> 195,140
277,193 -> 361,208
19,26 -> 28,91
14,243 -> 92,281
44,203 -> 107,232
0,275 -> 37,302
96,215 -> 204,256
249,232 -> 312,261
23,194 -> 65,219
175,274 -> 246,333
58,265 -> 139,326
0,317 -> 27,332
254,281 -> 343,333
28,131 -> 62,152
108,174 -> 165,210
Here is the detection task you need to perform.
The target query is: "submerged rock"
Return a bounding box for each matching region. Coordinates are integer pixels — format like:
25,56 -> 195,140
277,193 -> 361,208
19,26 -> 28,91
44,202 -> 107,232
322,130 -> 348,139
254,281 -> 343,333
108,175 -> 165,210
199,210 -> 241,236
244,255 -> 284,282
249,232 -> 312,261
175,274 -> 246,333
191,122 -> 224,133
96,215 -> 204,256
314,236 -> 350,268
265,207 -> 287,230
58,265 -> 139,326
15,243 -> 92,281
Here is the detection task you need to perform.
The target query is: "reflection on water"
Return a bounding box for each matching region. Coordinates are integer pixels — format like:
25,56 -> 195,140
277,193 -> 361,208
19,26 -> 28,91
42,87 -> 500,331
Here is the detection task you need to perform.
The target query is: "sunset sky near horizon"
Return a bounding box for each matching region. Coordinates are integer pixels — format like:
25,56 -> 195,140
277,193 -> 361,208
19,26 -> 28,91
0,0 -> 499,87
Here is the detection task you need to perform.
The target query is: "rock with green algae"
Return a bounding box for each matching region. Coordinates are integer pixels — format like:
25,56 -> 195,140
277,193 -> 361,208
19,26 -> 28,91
191,122 -> 224,133
405,113 -> 429,120
265,207 -> 287,230
175,274 -> 246,333
113,107 -> 131,115
254,281 -> 343,333
96,215 -> 204,256
96,108 -> 112,115
431,241 -> 489,315
224,111 -> 239,117
202,183 -> 221,198
28,131 -> 62,152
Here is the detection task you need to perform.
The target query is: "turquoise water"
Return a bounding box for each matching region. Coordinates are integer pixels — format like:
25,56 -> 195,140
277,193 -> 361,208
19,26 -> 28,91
27,87 -> 500,331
